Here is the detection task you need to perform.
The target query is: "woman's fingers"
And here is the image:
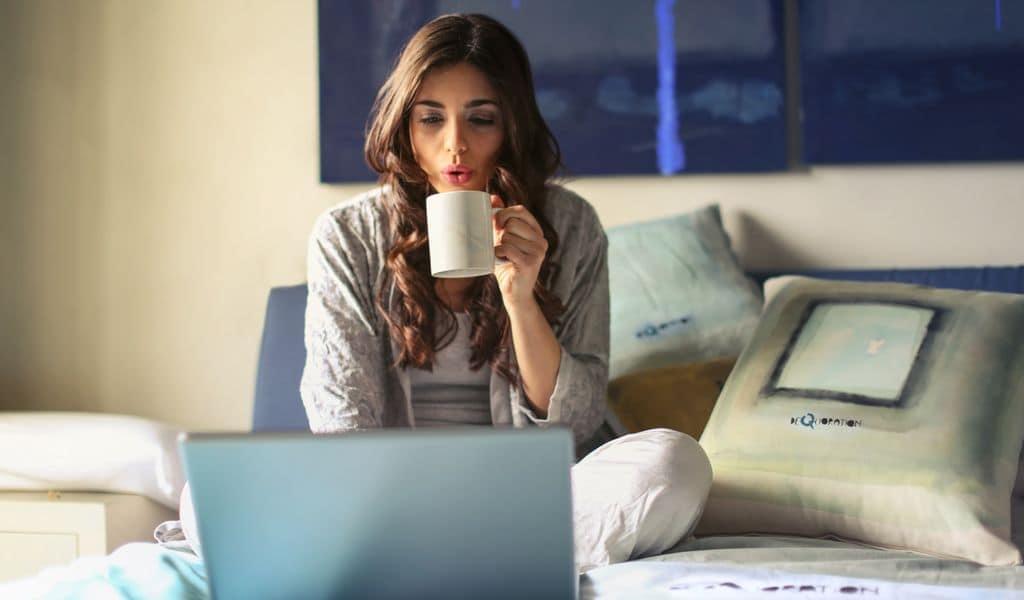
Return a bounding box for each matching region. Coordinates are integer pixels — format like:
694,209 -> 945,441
495,205 -> 543,236
495,242 -> 530,264
491,203 -> 547,265
497,231 -> 545,257
499,217 -> 544,243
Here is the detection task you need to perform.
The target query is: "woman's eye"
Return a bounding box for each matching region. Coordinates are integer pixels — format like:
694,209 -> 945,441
470,116 -> 495,126
419,115 -> 443,125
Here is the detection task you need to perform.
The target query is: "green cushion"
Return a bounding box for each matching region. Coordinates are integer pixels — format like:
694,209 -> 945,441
698,276 -> 1024,565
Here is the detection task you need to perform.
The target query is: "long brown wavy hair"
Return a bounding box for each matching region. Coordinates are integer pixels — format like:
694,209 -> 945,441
364,13 -> 565,384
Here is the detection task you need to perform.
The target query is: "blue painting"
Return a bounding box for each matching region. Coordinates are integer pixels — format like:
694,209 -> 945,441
318,0 -> 788,182
800,0 -> 1024,164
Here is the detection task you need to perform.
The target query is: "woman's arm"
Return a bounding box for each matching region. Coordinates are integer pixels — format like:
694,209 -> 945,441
507,300 -> 561,417
500,193 -> 610,445
299,207 -> 388,433
491,194 -> 560,415
521,222 -> 609,445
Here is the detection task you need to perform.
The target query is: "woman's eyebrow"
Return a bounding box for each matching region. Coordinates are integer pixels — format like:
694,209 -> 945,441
413,99 -> 498,109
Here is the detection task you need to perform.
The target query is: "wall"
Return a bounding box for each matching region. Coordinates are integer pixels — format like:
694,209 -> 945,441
2,1 -> 1022,430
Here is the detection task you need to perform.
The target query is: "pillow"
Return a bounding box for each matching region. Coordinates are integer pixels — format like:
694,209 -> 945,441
765,276 -> 1024,501
0,412 -> 186,509
697,276 -> 1024,565
607,357 -> 735,439
606,204 -> 762,380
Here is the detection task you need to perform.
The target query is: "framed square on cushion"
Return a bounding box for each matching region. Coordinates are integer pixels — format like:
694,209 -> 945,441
697,276 -> 1024,565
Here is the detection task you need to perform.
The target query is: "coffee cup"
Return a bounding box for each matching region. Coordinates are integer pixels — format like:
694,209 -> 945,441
426,190 -> 504,278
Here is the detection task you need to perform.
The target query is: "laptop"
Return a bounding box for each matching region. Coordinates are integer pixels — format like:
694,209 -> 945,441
180,428 -> 576,600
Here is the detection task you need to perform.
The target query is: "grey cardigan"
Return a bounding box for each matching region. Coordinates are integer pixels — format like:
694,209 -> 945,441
299,184 -> 610,448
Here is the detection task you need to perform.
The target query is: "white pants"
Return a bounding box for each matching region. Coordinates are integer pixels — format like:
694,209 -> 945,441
571,428 -> 713,573
179,428 -> 712,574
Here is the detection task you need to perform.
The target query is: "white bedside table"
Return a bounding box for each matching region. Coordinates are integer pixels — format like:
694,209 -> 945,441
0,491 -> 177,583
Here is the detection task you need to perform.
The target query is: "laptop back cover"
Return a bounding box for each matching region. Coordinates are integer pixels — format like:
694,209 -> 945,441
181,428 -> 575,600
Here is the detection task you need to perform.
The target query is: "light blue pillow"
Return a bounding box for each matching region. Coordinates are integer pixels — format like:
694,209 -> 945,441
606,204 -> 762,380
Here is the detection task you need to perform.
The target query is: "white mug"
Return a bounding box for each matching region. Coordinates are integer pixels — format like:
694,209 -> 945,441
426,190 -> 503,278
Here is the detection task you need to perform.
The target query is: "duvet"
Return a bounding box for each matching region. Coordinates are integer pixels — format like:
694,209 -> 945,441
6,535 -> 1024,599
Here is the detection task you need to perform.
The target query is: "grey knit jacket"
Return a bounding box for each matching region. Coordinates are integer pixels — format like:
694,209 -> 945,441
299,184 -> 609,449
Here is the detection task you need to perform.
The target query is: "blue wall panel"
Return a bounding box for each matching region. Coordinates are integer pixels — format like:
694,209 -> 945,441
800,0 -> 1024,165
319,0 -> 788,182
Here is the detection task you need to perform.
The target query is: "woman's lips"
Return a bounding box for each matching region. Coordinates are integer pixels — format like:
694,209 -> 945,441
441,167 -> 474,185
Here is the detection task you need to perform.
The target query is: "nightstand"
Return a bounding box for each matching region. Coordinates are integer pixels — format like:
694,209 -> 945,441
0,491 -> 177,583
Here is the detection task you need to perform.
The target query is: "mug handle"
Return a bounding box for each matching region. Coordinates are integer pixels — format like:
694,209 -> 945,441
492,207 -> 510,266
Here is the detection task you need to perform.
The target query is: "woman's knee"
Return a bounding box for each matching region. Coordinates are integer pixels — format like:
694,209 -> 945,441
584,428 -> 711,486
649,428 -> 712,495
571,428 -> 713,570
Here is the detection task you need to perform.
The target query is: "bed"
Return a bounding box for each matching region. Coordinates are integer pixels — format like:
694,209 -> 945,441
9,528 -> 1024,599
4,232 -> 1024,598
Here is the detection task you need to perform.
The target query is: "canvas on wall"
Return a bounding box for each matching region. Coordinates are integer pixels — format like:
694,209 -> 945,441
318,0 -> 788,183
800,0 -> 1024,164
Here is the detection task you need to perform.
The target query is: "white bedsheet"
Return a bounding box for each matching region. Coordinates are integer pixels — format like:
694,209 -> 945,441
582,561 -> 1024,599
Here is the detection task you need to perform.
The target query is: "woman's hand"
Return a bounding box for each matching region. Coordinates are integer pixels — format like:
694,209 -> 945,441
491,194 -> 548,310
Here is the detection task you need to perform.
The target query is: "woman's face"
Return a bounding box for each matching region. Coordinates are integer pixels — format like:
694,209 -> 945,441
410,62 -> 504,193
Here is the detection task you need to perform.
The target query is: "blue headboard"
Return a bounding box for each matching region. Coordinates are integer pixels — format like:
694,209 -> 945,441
252,266 -> 1024,432
252,284 -> 310,432
749,266 -> 1024,293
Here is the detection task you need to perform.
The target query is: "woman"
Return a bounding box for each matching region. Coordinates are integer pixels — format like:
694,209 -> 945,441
300,13 -> 710,572
302,13 -> 604,446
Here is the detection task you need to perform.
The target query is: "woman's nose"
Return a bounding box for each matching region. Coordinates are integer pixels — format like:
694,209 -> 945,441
444,121 -> 467,157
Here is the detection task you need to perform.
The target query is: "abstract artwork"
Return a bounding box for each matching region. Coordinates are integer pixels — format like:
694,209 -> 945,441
318,0 -> 788,182
800,0 -> 1024,164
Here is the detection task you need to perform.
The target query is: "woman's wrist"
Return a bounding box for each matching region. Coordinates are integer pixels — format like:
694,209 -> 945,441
503,294 -> 542,318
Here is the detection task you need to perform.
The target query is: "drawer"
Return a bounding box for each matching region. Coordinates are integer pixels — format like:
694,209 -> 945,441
0,492 -> 176,583
0,531 -> 78,582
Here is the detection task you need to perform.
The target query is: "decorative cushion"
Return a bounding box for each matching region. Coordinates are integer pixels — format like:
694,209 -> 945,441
762,274 -> 1024,500
606,205 -> 761,380
607,358 -> 735,440
698,276 -> 1024,565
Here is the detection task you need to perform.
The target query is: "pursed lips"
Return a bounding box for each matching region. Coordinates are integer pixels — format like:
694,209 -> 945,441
442,165 -> 474,185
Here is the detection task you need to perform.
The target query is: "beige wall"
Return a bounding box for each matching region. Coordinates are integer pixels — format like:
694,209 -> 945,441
2,1 -> 1022,430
